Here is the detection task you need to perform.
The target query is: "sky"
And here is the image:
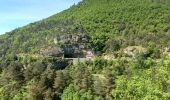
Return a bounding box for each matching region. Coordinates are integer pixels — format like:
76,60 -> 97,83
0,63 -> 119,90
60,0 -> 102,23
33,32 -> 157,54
0,0 -> 81,34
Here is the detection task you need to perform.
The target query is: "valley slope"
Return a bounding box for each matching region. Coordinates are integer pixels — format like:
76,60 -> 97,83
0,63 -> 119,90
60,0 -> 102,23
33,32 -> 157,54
1,0 -> 170,99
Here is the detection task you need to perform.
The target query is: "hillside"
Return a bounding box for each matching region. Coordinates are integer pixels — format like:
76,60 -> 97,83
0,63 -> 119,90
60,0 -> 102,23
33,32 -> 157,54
1,0 -> 170,99
1,0 -> 170,56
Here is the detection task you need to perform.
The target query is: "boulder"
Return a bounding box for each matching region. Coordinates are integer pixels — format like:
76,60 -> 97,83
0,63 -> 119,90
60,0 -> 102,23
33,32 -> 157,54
123,46 -> 148,57
103,53 -> 115,60
163,47 -> 170,56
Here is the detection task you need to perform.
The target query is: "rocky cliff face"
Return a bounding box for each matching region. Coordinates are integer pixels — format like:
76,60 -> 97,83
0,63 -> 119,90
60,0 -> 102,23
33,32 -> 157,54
56,34 -> 90,44
40,34 -> 94,58
123,46 -> 148,58
40,47 -> 64,57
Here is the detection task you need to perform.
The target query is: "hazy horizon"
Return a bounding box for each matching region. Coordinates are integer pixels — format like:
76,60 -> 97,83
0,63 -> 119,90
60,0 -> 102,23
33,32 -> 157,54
0,0 -> 81,34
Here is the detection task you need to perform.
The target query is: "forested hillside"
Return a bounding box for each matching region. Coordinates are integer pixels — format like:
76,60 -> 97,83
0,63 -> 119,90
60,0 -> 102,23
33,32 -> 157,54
1,0 -> 170,99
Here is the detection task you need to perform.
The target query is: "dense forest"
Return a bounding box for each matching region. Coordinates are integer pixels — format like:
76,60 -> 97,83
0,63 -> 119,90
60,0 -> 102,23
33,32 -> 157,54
1,0 -> 170,99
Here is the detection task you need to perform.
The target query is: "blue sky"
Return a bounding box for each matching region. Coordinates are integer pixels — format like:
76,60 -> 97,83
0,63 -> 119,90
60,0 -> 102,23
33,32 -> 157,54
0,0 -> 81,34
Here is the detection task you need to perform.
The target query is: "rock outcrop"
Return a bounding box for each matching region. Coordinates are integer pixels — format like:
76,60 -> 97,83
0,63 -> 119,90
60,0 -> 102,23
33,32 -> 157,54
40,47 -> 64,57
56,34 -> 90,44
163,47 -> 170,56
123,46 -> 148,58
40,34 -> 95,59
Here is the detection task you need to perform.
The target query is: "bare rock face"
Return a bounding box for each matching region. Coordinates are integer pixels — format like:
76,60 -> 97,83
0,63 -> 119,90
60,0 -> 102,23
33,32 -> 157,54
123,46 -> 148,57
163,47 -> 170,56
103,53 -> 115,60
41,34 -> 94,58
40,47 -> 64,57
55,34 -> 90,44
164,47 -> 170,52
